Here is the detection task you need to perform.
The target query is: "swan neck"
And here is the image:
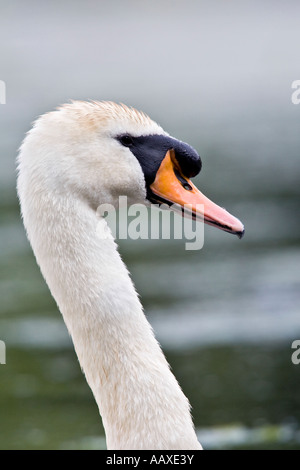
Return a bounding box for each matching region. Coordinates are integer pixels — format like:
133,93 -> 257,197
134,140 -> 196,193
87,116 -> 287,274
22,192 -> 201,450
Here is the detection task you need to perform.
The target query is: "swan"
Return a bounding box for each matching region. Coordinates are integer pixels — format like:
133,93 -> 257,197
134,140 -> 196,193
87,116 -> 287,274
17,101 -> 244,450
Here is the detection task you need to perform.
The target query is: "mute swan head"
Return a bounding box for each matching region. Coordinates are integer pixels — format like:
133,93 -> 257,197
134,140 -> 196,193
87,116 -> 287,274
19,100 -> 244,237
17,100 -> 245,450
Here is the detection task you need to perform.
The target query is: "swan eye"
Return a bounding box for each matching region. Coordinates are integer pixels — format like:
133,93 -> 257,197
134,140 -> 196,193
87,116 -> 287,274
119,134 -> 134,147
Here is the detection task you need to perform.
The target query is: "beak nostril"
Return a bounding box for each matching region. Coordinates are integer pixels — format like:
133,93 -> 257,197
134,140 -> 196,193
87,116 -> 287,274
174,168 -> 193,191
183,182 -> 193,191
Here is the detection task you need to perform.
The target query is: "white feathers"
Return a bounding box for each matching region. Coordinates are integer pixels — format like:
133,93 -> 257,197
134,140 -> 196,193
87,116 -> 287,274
17,101 -> 201,450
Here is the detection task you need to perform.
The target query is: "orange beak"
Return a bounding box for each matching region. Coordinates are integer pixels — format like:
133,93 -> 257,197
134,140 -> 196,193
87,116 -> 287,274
149,149 -> 244,238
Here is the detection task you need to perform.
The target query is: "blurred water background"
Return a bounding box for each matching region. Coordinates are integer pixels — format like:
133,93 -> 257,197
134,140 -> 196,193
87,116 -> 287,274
0,0 -> 299,449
